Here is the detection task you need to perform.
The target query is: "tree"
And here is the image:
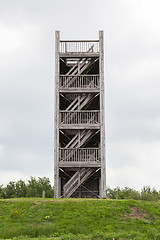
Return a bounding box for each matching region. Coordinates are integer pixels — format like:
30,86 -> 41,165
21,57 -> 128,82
141,186 -> 159,201
120,187 -> 140,200
15,180 -> 27,197
106,187 -> 116,199
27,176 -> 54,198
0,185 -> 5,198
128,189 -> 140,200
37,177 -> 54,198
106,187 -> 141,200
5,181 -> 16,198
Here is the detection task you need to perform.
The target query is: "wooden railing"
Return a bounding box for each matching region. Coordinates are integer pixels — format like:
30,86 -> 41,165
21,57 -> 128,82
59,148 -> 100,162
60,40 -> 99,53
60,75 -> 99,89
60,110 -> 100,124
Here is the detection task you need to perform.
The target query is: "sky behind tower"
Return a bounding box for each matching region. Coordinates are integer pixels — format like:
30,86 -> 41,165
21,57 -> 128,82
0,0 -> 160,190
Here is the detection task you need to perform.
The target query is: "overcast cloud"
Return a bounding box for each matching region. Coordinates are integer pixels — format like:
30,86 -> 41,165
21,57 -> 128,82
0,0 -> 160,190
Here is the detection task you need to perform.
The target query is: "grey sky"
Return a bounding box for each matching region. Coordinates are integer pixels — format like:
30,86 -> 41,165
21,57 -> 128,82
0,0 -> 160,190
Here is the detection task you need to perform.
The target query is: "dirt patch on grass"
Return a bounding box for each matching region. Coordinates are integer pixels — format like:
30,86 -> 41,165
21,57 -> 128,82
124,206 -> 149,221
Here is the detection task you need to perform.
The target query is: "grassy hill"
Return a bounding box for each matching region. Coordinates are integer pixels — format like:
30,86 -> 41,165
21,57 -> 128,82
0,198 -> 160,240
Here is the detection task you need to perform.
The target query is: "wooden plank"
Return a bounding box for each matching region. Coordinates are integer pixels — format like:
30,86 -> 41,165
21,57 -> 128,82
59,125 -> 100,130
60,53 -> 99,58
59,162 -> 101,168
60,40 -> 99,42
59,89 -> 100,93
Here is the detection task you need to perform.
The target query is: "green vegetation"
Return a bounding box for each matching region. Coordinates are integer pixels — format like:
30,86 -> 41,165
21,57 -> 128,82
106,186 -> 160,201
1,177 -> 160,202
0,178 -> 160,239
0,177 -> 54,199
0,198 -> 160,240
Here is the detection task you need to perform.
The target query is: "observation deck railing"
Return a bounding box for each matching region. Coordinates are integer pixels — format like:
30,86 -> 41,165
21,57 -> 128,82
60,40 -> 99,53
59,148 -> 100,162
60,110 -> 100,125
59,75 -> 99,89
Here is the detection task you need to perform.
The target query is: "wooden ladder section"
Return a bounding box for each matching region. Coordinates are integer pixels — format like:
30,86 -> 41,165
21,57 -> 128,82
64,46 -> 95,87
65,130 -> 93,148
63,168 -> 94,198
64,130 -> 93,160
66,94 -> 93,111
63,94 -> 94,124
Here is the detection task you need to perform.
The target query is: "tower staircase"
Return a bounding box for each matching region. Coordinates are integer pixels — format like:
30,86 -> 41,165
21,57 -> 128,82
63,167 -> 94,198
64,45 -> 95,87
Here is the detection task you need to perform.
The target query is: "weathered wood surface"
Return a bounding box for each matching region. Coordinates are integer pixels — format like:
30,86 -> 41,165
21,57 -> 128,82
54,31 -> 106,198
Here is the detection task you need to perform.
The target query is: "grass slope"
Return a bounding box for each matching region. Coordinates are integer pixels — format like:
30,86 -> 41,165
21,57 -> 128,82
0,198 -> 160,240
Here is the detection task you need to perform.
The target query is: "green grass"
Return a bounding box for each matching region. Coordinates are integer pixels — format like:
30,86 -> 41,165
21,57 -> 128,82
0,198 -> 160,239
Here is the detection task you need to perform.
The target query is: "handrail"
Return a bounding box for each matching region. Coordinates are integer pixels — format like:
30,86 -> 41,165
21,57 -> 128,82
60,74 -> 99,76
60,41 -> 99,53
60,75 -> 99,88
60,148 -> 100,150
60,40 -> 99,42
59,148 -> 101,162
60,111 -> 100,124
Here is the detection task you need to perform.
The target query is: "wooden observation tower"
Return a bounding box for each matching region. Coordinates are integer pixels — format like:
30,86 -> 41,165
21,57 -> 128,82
54,31 -> 106,198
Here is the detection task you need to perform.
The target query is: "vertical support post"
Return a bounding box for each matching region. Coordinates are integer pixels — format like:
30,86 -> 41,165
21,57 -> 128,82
54,31 -> 60,198
99,31 -> 106,198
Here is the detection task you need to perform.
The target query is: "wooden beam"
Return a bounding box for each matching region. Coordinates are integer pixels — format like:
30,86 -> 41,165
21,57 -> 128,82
99,30 -> 106,198
59,162 -> 101,168
54,31 -> 60,198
